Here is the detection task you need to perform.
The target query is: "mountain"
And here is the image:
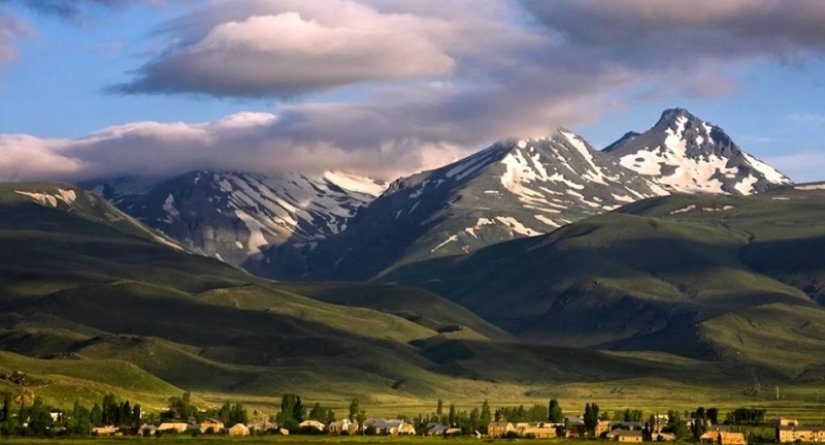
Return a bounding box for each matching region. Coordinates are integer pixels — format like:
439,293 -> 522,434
274,109 -> 791,282
603,108 -> 792,194
2,181 -> 768,408
104,170 -> 386,268
379,186 -> 825,378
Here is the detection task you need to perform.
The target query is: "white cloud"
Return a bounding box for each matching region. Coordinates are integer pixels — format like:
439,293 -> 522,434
113,0 -> 458,97
0,112 -> 465,182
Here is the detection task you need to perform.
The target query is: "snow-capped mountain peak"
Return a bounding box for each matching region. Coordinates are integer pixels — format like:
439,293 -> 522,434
102,170 -> 385,268
604,108 -> 792,195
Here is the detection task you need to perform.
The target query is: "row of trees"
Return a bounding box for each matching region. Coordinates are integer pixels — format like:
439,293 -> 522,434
0,392 -> 142,437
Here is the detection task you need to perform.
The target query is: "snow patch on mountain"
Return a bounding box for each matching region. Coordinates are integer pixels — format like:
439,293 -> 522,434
16,189 -> 77,208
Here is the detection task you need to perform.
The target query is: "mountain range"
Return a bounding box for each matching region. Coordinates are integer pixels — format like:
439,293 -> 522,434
4,108 -> 824,410
84,108 -> 792,280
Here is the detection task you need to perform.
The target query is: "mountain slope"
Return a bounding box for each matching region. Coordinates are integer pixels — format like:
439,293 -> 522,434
603,108 -> 792,194
108,170 -> 386,268
288,130 -> 664,281
379,189 -> 825,377
256,108 -> 792,282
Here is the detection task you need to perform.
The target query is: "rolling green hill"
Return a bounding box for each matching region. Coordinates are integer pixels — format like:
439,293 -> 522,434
4,182 -> 825,411
381,186 -> 825,378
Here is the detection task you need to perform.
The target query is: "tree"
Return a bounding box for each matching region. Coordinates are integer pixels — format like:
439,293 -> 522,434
480,400 -> 492,428
468,408 -> 480,434
693,407 -> 708,441
583,403 -> 600,436
548,399 -> 564,423
1,391 -> 10,422
707,408 -> 719,425
90,404 -> 103,427
167,392 -> 196,420
326,409 -> 336,425
349,399 -> 359,421
355,409 -> 367,435
132,404 -> 142,427
437,399 -> 444,423
27,396 -> 53,435
121,401 -> 132,427
449,404 -> 456,426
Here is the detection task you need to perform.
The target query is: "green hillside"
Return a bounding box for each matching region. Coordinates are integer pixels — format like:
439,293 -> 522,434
381,187 -> 825,377
5,182 -> 825,412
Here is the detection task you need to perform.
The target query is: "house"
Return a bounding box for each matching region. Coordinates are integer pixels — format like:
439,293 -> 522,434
777,426 -> 825,443
279,428 -> 290,436
138,424 -> 158,436
248,421 -> 278,434
365,419 -> 414,435
700,426 -> 732,442
564,417 -> 610,438
200,418 -> 225,433
426,423 -> 446,436
329,420 -> 358,435
228,424 -> 250,436
487,422 -> 515,437
516,422 -> 558,438
608,430 -> 644,442
299,420 -> 326,432
445,427 -> 464,436
718,431 -> 747,445
769,417 -> 799,427
92,426 -> 118,436
655,432 -> 678,442
158,422 -> 190,433
49,412 -> 62,423
426,424 -> 449,436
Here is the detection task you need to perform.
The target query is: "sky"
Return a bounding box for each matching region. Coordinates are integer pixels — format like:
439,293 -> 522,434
0,0 -> 824,183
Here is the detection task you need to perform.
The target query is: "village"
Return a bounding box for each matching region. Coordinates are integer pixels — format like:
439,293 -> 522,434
3,391 -> 824,443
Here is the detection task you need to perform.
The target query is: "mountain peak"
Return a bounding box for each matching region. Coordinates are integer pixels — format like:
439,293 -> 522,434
603,108 -> 791,195
657,107 -> 697,125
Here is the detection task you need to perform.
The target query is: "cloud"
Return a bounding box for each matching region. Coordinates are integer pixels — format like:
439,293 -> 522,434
0,112 -> 466,182
112,0 -> 460,98
0,13 -> 34,65
5,0 -> 171,18
519,0 -> 825,66
4,0 -> 825,183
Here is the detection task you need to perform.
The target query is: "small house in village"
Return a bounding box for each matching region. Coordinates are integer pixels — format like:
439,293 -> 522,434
299,420 -> 326,432
200,418 -> 224,433
516,422 -> 559,438
91,426 -> 119,436
487,422 -> 515,437
138,424 -> 158,436
427,423 -> 449,436
777,426 -> 825,443
608,430 -> 644,442
718,431 -> 747,445
328,419 -> 358,435
564,416 -> 610,438
158,422 -> 190,433
248,421 -> 278,434
769,417 -> 799,427
228,423 -> 250,436
364,418 -> 415,435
